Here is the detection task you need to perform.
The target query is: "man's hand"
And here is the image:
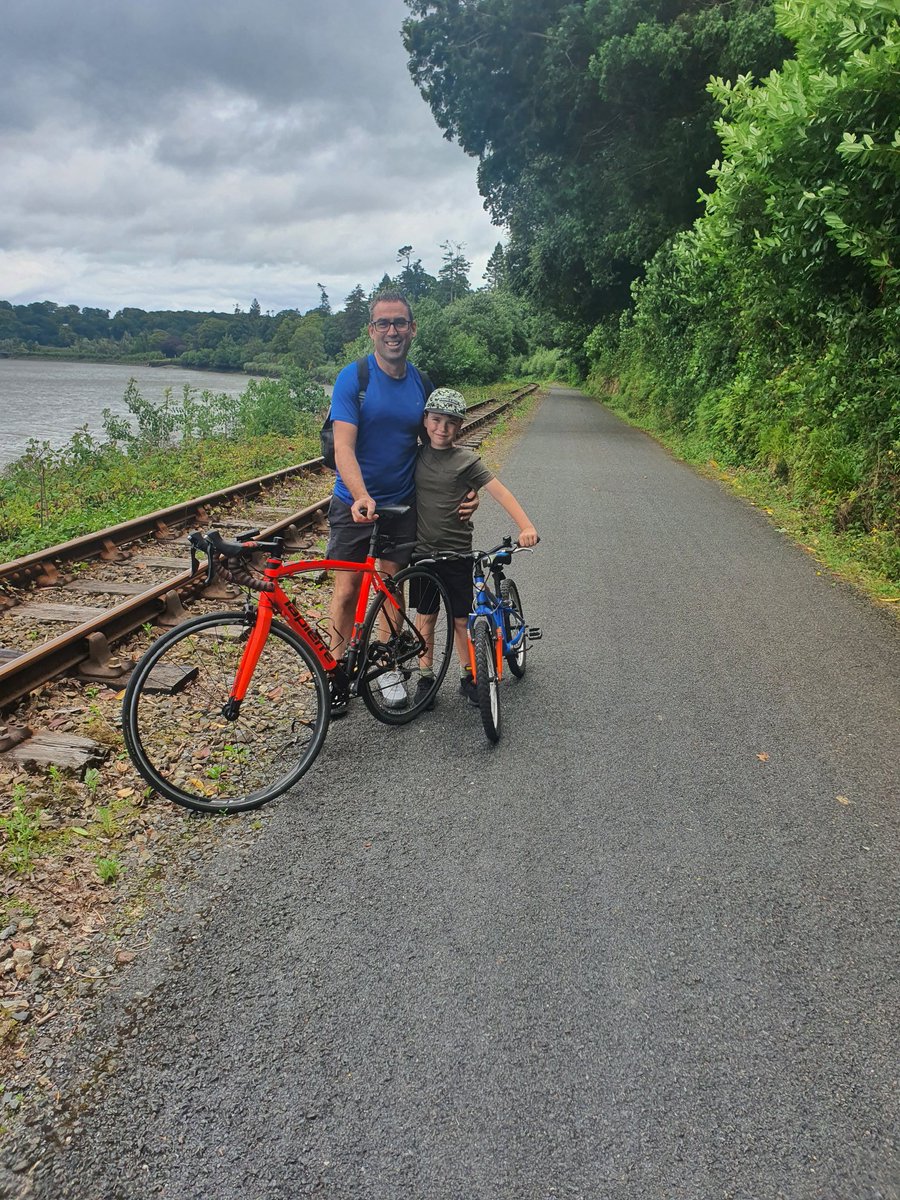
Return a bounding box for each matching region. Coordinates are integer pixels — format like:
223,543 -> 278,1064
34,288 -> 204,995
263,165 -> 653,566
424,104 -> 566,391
351,494 -> 377,523
517,526 -> 539,548
457,489 -> 479,521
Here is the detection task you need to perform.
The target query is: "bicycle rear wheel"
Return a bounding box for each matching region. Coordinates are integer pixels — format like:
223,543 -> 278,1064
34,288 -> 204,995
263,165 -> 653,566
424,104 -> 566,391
122,611 -> 329,814
473,616 -> 501,743
500,578 -> 526,678
359,564 -> 453,724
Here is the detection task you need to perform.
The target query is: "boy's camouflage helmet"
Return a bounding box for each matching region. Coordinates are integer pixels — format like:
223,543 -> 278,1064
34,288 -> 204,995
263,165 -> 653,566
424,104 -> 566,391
424,388 -> 467,420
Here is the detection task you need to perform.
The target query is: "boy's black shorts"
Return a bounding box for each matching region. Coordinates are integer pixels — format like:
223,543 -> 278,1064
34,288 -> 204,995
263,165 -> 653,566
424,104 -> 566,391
410,557 -> 473,619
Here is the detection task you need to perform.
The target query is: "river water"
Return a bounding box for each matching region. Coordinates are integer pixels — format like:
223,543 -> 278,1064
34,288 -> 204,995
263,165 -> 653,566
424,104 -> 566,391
0,359 -> 256,469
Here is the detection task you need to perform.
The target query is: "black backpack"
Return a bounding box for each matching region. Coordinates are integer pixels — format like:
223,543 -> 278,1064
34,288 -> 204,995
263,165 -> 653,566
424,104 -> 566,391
319,357 -> 434,470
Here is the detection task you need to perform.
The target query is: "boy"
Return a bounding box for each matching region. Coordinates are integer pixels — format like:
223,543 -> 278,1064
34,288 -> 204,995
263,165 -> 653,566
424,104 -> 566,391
413,388 -> 538,706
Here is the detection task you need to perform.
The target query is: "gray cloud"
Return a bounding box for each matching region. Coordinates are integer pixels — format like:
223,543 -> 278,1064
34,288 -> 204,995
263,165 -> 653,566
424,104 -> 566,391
0,0 -> 500,314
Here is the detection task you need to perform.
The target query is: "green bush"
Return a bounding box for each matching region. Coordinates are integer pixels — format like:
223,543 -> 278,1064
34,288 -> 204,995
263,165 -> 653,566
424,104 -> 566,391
585,0 -> 900,581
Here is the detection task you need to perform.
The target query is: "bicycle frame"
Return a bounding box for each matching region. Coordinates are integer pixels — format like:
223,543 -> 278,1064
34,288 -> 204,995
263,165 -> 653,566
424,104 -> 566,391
466,546 -> 526,683
224,550 -> 402,713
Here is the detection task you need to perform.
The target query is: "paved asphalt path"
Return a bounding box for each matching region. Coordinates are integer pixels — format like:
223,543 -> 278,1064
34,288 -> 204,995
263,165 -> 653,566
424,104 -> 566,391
23,388 -> 899,1199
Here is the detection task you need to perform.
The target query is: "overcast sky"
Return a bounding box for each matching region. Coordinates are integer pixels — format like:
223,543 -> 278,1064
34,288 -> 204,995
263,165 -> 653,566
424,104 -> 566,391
0,0 -> 501,316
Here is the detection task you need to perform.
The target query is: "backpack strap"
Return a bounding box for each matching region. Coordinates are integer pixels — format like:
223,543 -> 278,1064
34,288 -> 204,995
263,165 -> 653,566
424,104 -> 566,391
355,356 -> 369,409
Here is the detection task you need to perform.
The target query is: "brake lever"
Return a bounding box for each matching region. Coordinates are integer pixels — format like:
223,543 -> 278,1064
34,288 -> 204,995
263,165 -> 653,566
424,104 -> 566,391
187,532 -> 207,580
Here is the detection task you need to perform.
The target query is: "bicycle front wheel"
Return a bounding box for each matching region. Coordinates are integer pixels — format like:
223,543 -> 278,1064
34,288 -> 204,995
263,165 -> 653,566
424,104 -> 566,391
473,616 -> 501,743
359,564 -> 453,725
500,578 -> 526,678
122,612 -> 329,814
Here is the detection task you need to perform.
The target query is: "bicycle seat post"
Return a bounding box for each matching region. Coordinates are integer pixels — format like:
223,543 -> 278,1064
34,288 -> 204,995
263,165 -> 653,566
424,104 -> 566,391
366,518 -> 380,560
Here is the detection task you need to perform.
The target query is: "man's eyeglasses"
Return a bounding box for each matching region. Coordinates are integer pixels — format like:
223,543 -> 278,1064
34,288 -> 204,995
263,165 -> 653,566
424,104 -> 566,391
371,318 -> 411,332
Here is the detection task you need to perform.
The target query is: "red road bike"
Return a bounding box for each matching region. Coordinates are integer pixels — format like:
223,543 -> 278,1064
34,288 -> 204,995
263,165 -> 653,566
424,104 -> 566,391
122,507 -> 452,813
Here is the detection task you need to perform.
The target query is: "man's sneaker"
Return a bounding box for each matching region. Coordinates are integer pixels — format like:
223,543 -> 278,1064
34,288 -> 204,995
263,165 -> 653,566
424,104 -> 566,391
459,674 -> 479,706
414,676 -> 437,711
379,669 -> 408,709
330,697 -> 349,720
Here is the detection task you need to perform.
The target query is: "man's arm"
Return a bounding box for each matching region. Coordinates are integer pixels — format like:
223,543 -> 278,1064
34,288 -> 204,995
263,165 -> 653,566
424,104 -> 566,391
333,420 -> 377,522
458,489 -> 479,520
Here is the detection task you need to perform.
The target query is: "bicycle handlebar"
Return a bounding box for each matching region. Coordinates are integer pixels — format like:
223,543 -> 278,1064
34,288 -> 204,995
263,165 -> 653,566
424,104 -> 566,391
188,529 -> 282,591
472,535 -> 539,568
417,535 -> 540,568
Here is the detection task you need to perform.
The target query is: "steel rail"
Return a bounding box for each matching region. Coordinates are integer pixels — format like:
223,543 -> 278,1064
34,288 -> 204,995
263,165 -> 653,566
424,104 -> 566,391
0,456 -> 327,588
0,498 -> 330,709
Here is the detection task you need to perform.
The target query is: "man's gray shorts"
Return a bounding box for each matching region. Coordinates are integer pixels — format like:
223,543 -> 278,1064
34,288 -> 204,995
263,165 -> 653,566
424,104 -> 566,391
326,495 -> 417,565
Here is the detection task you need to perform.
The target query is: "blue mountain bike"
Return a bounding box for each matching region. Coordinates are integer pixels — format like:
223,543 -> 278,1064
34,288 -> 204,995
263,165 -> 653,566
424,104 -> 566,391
467,536 -> 541,743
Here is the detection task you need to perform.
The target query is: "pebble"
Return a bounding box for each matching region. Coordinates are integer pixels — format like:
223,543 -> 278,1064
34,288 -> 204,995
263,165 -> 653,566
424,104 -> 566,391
0,925 -> 16,941
10,1010 -> 30,1023
17,918 -> 34,932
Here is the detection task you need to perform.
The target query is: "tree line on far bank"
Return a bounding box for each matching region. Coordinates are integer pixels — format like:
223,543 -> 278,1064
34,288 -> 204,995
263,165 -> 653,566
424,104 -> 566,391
0,240 -> 564,386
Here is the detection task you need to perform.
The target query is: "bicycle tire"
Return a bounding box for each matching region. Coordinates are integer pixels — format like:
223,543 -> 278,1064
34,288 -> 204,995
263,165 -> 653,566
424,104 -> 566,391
500,578 -> 526,679
122,611 -> 329,814
473,616 -> 501,743
359,564 -> 453,725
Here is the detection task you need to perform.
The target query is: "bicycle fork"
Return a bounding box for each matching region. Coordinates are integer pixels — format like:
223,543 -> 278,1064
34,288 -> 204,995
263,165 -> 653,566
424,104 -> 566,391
222,602 -> 273,720
467,620 -> 504,683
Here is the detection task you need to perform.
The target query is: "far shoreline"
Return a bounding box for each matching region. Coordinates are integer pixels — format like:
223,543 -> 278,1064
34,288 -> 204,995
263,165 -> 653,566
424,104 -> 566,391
0,349 -> 273,376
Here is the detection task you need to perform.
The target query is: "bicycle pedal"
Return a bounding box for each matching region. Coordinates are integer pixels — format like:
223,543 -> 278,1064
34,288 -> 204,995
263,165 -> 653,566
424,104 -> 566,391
527,626 -> 543,640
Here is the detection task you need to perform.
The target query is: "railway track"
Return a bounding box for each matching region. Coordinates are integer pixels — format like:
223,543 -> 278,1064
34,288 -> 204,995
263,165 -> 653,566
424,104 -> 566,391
0,389 -> 532,721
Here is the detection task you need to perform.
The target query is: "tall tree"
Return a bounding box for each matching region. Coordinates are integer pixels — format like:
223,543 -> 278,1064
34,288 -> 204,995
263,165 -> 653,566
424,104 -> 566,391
483,242 -> 507,291
341,284 -> 370,343
404,0 -> 788,324
399,257 -> 438,300
438,240 -> 472,304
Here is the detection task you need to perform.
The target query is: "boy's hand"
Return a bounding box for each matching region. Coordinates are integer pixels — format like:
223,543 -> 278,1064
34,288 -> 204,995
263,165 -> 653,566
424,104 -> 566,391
457,489 -> 479,521
517,526 -> 539,547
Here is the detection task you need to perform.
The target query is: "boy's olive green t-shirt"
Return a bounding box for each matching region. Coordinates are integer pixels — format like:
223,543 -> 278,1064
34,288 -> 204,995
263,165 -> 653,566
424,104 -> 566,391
414,443 -> 494,556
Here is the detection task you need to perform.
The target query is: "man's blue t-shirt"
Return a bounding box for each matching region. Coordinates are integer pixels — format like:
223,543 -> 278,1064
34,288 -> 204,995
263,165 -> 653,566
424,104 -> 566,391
330,354 -> 426,506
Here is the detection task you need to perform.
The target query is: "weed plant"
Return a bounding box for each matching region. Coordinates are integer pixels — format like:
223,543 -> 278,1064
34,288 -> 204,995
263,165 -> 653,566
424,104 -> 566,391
0,787 -> 43,874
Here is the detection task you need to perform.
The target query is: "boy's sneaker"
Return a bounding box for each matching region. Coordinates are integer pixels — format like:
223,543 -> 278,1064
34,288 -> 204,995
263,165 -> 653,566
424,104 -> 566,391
459,674 -> 479,706
379,669 -> 408,709
414,676 -> 437,710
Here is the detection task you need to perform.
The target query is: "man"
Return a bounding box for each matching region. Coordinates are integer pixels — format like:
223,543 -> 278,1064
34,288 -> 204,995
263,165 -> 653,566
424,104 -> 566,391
327,291 -> 476,663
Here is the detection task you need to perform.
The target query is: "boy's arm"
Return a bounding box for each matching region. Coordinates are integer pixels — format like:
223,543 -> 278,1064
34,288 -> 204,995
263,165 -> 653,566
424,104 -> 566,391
483,478 -> 539,546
